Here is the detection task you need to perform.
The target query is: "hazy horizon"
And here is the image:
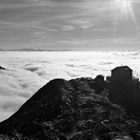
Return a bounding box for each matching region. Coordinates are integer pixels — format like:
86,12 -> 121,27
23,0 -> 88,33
0,48 -> 140,52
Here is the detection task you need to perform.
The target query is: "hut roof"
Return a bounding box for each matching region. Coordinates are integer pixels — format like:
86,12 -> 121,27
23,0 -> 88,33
111,66 -> 132,72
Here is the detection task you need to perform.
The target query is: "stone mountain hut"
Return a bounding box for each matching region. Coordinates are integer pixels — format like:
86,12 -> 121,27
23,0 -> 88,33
111,66 -> 133,82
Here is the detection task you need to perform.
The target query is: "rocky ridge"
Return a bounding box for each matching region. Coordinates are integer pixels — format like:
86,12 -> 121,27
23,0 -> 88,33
0,78 -> 140,140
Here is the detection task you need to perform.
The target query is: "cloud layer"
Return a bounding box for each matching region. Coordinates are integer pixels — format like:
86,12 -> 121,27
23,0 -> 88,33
0,51 -> 140,121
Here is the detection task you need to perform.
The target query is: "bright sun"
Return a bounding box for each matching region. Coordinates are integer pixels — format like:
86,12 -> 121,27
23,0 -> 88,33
112,0 -> 137,32
114,0 -> 134,17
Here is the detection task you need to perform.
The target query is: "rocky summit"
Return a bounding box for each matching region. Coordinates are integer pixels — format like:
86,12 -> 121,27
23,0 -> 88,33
0,78 -> 140,140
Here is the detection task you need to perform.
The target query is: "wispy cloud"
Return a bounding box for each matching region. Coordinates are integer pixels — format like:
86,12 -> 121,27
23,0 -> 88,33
68,19 -> 94,29
32,31 -> 48,41
59,39 -> 82,45
61,25 -> 75,31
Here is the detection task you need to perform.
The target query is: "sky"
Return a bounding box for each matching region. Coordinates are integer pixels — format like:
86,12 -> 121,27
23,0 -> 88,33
0,0 -> 140,50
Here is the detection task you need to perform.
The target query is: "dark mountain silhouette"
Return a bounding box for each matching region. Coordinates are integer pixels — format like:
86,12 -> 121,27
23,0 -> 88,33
0,77 -> 140,140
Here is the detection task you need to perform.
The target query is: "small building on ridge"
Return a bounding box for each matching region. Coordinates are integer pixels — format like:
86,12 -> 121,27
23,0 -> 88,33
111,66 -> 133,82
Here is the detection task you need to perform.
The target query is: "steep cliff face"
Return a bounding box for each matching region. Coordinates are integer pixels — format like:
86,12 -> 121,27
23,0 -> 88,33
0,78 -> 140,140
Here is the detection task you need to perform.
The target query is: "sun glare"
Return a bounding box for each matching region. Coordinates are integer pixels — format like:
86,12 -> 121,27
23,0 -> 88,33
112,0 -> 138,32
115,0 -> 132,16
114,0 -> 136,20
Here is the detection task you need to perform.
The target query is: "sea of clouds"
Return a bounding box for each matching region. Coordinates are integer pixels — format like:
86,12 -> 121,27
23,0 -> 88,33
0,51 -> 140,121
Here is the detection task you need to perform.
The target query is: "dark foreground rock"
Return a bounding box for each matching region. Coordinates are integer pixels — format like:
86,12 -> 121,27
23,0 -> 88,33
0,78 -> 140,140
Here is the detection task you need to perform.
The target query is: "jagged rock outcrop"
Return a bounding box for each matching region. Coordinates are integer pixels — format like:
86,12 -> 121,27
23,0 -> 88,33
0,78 -> 140,140
0,66 -> 5,70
